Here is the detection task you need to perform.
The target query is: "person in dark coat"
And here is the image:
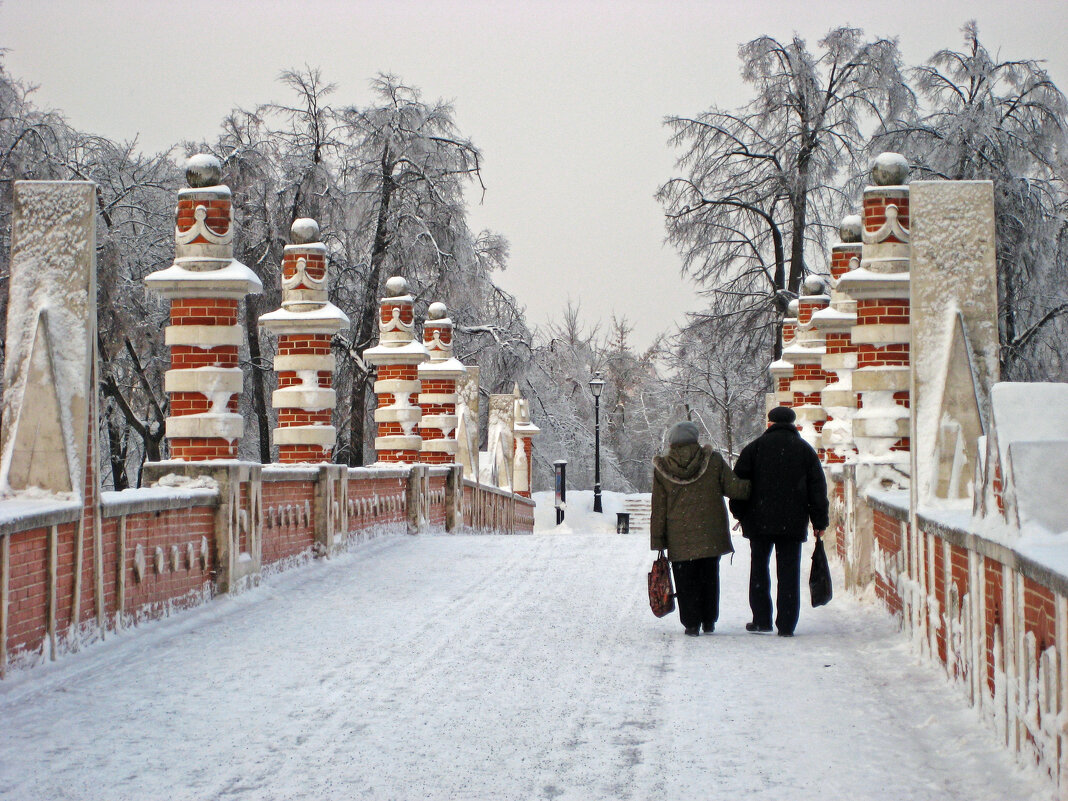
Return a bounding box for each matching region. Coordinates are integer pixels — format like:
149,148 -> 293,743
729,406 -> 829,636
651,421 -> 750,636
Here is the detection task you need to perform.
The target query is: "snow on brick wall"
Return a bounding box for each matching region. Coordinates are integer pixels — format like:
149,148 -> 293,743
842,488 -> 1068,792
2,467 -> 528,678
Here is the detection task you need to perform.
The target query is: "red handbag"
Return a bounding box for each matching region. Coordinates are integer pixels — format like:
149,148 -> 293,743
648,550 -> 675,617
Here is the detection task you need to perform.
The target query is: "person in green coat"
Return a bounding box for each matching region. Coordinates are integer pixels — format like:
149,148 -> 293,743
651,421 -> 751,636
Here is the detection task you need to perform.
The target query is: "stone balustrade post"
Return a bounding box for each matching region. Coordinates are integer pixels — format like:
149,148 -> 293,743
812,215 -> 862,464
258,218 -> 349,463
512,394 -> 541,498
144,154 -> 262,460
362,277 -> 429,463
417,302 -> 467,465
837,152 -> 912,483
785,278 -> 830,455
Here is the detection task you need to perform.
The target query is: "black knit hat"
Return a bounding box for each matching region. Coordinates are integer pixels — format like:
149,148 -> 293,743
768,406 -> 796,424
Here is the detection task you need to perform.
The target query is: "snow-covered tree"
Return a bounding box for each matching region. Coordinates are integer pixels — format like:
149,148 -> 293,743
875,23 -> 1068,380
658,28 -> 911,359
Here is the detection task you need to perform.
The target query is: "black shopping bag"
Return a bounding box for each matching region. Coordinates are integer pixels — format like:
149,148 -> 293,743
648,550 -> 675,617
809,538 -> 833,607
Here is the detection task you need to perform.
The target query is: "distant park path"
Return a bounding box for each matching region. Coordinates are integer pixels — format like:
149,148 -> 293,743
0,533 -> 1046,800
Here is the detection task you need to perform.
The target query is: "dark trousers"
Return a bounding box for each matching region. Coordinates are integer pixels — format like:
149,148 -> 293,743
671,557 -> 721,630
749,539 -> 803,634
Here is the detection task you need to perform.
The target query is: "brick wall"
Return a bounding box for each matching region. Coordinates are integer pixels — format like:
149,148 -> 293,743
261,480 -> 317,565
2,464 -> 533,678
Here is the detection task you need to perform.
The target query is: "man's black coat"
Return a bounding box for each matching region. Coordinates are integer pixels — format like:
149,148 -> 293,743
728,422 -> 829,541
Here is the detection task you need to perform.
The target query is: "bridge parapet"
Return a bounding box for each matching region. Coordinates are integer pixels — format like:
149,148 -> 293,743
810,154 -> 1068,793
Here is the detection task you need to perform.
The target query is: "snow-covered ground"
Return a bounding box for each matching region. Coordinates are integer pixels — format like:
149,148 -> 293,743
0,494 -> 1050,800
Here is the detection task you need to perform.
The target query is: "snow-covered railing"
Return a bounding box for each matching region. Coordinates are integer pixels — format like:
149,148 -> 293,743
1,463 -> 532,678
462,478 -> 535,534
835,476 -> 1068,792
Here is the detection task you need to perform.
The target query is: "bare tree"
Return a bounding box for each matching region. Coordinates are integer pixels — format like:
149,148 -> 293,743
663,315 -> 768,461
659,28 -> 911,359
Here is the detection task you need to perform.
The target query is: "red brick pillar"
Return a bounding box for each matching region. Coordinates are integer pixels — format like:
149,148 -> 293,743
768,301 -> 799,416
837,153 -> 911,476
144,154 -> 262,461
786,278 -> 830,455
418,302 -> 466,465
812,215 -> 862,464
259,218 -> 349,463
363,277 -> 428,463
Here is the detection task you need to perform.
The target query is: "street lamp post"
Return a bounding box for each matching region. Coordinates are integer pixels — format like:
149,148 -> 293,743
589,372 -> 605,513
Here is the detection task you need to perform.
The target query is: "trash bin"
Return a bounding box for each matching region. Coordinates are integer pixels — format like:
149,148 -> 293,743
616,512 -> 630,534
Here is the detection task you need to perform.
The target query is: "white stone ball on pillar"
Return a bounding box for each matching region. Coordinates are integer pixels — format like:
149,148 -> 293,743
291,218 -> 320,244
802,275 -> 829,296
427,302 -> 448,320
385,276 -> 409,297
186,154 -> 222,188
871,152 -> 909,186
840,215 -> 863,243
786,298 -> 799,318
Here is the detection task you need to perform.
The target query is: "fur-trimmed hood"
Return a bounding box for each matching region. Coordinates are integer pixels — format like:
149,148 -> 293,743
653,443 -> 712,485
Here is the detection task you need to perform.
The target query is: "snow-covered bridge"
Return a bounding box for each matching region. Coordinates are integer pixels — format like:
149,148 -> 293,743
0,525 -> 1044,800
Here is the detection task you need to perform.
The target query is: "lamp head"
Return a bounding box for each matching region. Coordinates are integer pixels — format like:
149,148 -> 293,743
588,372 -> 606,398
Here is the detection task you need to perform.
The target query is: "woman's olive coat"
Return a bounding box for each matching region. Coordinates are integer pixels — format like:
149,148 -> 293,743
650,443 -> 751,562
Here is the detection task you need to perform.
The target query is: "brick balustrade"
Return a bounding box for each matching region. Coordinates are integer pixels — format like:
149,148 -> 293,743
843,485 -> 1068,790
0,463 -> 532,678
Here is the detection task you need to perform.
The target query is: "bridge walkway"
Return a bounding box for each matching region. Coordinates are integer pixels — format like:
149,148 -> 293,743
0,532 -> 1045,800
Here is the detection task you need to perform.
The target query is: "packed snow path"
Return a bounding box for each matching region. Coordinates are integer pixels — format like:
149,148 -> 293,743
0,532 -> 1047,800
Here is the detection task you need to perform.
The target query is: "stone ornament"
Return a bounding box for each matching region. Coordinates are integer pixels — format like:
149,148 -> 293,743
0,181 -> 96,499
134,544 -> 146,583
512,386 -> 541,498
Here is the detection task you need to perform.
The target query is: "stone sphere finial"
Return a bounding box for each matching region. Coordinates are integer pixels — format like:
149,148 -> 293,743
427,301 -> 448,320
185,154 -> 222,188
384,276 -> 409,297
786,298 -> 799,318
840,214 -> 863,242
290,218 -> 320,245
871,152 -> 909,186
802,275 -> 828,296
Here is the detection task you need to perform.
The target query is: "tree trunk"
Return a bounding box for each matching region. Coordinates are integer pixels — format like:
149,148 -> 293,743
245,296 -> 272,464
788,192 -> 808,295
347,146 -> 394,466
105,406 -> 129,491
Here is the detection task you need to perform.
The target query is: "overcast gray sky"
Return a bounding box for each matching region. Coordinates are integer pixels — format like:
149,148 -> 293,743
3,0 -> 1066,348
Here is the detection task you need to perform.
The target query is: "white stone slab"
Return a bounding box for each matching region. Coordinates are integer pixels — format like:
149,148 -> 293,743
0,182 -> 96,498
909,181 -> 1000,505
